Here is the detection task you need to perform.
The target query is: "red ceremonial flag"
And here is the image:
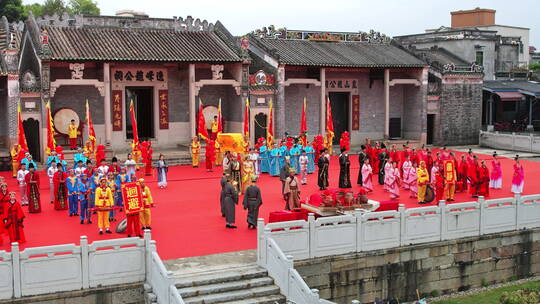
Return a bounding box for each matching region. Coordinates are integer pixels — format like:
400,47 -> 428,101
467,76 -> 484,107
243,98 -> 250,138
45,101 -> 56,155
86,100 -> 96,153
17,102 -> 28,151
266,99 -> 274,147
129,99 -> 139,146
217,99 -> 223,134
326,97 -> 334,140
300,97 -> 307,145
197,99 -> 209,140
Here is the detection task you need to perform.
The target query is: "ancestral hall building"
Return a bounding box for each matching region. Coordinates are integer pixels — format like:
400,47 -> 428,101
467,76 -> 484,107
0,11 -> 484,160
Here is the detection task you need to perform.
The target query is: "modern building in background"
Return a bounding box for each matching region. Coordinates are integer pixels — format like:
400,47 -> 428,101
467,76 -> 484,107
395,8 -> 529,80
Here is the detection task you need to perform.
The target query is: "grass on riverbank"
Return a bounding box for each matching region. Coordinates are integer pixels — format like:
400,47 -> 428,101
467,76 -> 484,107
432,280 -> 540,304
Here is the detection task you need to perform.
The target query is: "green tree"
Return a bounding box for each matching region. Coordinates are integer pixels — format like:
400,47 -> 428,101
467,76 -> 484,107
0,0 -> 25,21
41,0 -> 67,16
68,0 -> 100,15
23,3 -> 44,18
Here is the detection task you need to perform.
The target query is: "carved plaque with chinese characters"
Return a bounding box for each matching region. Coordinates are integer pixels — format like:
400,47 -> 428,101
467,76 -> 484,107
158,90 -> 169,129
112,90 -> 123,131
112,68 -> 167,83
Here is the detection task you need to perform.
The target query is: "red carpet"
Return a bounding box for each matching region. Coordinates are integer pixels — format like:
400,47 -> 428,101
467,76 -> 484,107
0,150 -> 537,260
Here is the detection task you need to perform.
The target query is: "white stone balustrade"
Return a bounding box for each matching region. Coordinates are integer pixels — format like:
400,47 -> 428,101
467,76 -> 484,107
259,194 -> 540,261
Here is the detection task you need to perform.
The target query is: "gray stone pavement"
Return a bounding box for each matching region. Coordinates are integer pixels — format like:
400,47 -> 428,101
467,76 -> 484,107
164,250 -> 257,277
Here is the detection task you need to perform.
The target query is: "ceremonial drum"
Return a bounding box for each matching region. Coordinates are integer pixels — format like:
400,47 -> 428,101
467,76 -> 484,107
116,218 -> 127,233
424,185 -> 435,203
53,108 -> 80,135
202,105 -> 218,129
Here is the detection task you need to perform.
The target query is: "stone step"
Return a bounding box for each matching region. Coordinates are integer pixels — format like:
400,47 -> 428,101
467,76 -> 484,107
219,294 -> 287,304
178,277 -> 274,298
174,265 -> 268,288
181,285 -> 281,304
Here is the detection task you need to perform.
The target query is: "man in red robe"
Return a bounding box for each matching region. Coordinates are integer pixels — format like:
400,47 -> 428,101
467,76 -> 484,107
25,164 -> 41,213
477,160 -> 490,197
0,183 -> 9,245
205,139 -> 216,172
145,142 -> 153,176
4,192 -> 25,244
433,170 -> 445,202
426,150 -> 434,176
53,164 -> 68,210
458,155 -> 468,192
467,156 -> 480,198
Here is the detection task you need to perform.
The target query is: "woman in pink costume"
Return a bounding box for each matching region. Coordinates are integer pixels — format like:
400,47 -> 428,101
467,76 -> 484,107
511,155 -> 524,194
489,152 -> 503,189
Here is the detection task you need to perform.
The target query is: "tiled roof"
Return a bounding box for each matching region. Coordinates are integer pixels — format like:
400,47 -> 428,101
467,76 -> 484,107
484,80 -> 540,96
413,47 -> 470,66
45,26 -> 242,62
254,38 -> 425,68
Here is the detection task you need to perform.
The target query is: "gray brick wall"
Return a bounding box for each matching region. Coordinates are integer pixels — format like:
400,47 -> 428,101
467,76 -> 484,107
438,81 -> 482,145
403,84 -> 426,139
198,85 -> 242,122
296,228 -> 540,304
51,85 -> 104,124
284,85 -> 321,136
169,67 -> 189,123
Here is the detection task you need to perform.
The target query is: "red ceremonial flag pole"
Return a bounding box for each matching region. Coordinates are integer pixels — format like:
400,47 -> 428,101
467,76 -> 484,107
197,99 -> 209,141
326,97 -> 334,142
45,101 -> 56,155
266,99 -> 274,147
300,97 -> 307,146
17,102 -> 28,151
129,99 -> 139,146
243,98 -> 250,138
217,98 -> 223,134
86,100 -> 96,156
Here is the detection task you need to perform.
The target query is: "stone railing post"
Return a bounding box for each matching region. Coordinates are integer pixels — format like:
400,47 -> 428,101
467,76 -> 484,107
515,194 -> 522,228
439,200 -> 447,241
80,236 -> 89,289
144,229 -> 152,282
308,213 -> 315,258
398,204 -> 406,246
11,242 -> 21,298
257,218 -> 265,267
354,208 -> 363,252
478,196 -> 486,235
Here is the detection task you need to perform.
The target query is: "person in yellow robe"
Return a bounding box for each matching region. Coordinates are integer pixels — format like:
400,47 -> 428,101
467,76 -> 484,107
94,178 -> 114,234
324,136 -> 333,155
139,179 -> 153,230
68,119 -> 78,150
131,141 -> 142,170
83,140 -> 94,161
190,136 -> 201,167
210,116 -> 219,140
241,155 -> 254,194
417,161 -> 430,204
10,144 -> 21,178
215,140 -> 223,167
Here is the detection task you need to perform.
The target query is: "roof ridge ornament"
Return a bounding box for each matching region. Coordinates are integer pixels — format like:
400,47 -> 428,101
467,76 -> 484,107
253,26 -> 391,43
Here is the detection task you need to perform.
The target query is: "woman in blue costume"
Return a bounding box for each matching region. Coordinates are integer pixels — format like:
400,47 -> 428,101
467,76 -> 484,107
259,144 -> 270,173
279,143 -> 287,168
304,144 -> 315,174
269,144 -> 282,176
289,145 -> 300,174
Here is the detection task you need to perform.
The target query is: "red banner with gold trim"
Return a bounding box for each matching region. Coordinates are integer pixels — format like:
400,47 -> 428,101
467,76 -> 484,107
158,90 -> 169,129
352,95 -> 360,130
121,182 -> 144,215
443,160 -> 456,182
112,90 -> 123,131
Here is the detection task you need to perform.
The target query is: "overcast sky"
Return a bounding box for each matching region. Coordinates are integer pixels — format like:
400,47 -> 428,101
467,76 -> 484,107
23,0 -> 540,47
